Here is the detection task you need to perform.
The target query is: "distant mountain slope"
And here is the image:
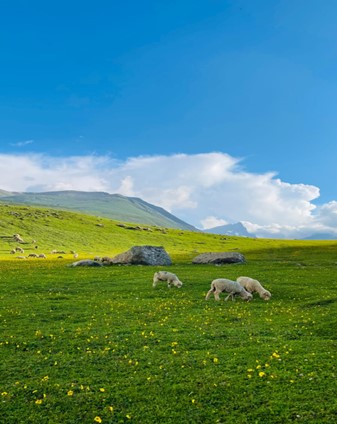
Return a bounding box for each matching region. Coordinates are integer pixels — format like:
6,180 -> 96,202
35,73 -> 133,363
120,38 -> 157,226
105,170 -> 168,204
204,222 -> 256,237
302,232 -> 337,240
0,190 -> 197,231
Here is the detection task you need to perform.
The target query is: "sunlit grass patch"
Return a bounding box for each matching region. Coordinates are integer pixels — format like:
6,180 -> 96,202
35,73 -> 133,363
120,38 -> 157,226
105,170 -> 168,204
1,207 -> 337,422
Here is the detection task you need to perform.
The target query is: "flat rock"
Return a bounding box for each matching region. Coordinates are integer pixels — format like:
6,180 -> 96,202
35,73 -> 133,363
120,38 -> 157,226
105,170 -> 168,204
192,252 -> 246,265
69,259 -> 103,267
110,245 -> 172,266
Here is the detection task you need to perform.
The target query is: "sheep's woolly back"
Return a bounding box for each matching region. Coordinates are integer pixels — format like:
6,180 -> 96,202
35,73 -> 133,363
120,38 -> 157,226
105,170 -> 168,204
211,278 -> 244,294
237,276 -> 271,300
206,278 -> 252,301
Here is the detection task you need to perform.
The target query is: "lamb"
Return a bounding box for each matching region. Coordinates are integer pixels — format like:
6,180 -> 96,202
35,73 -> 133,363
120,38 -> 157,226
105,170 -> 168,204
13,234 -> 24,243
205,278 -> 253,302
236,276 -> 271,301
153,271 -> 183,288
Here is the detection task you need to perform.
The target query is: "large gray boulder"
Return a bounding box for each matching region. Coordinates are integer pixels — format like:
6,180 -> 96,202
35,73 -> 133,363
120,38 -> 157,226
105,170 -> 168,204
192,251 -> 246,265
110,245 -> 172,266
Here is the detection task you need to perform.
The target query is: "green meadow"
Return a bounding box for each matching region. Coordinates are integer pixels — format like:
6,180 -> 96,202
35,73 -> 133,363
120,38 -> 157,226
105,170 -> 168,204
0,203 -> 337,423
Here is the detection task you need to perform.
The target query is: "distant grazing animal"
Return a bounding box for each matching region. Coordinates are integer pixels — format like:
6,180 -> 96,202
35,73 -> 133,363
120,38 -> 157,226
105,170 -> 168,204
153,271 -> 183,288
205,278 -> 253,302
13,234 -> 24,243
236,276 -> 271,301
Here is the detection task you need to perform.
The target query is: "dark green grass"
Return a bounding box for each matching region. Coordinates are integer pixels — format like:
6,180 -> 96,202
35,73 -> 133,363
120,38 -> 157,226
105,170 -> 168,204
1,256 -> 337,423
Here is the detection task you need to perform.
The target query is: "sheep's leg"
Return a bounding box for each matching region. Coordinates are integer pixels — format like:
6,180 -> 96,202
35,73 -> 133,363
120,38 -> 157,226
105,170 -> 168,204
214,290 -> 221,301
205,289 -> 212,300
225,292 -> 235,301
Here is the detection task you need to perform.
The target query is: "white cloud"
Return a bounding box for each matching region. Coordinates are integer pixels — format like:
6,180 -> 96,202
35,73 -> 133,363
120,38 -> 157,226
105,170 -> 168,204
200,216 -> 228,230
0,151 -> 336,239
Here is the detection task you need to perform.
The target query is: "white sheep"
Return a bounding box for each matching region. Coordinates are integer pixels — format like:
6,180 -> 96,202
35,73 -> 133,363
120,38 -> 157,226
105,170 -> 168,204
205,278 -> 253,302
236,276 -> 271,301
153,271 -> 183,288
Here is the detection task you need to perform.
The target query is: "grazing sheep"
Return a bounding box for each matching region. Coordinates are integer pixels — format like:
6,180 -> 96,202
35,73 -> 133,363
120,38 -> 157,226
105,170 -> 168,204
236,276 -> 271,301
16,256 -> 26,260
13,234 -> 24,243
15,247 -> 24,253
205,278 -> 253,302
38,253 -> 47,259
153,271 -> 183,288
28,253 -> 38,258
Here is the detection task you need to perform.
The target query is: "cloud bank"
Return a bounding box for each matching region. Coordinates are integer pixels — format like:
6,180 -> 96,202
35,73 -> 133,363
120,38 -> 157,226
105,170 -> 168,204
1,152 -> 336,239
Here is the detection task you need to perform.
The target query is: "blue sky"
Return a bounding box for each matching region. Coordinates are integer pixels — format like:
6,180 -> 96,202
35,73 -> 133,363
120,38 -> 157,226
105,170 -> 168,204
1,0 -> 337,237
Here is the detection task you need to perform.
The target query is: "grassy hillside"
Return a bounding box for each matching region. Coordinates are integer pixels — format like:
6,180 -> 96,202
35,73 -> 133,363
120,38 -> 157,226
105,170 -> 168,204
0,190 -> 197,231
0,203 -> 337,423
1,202 -> 336,264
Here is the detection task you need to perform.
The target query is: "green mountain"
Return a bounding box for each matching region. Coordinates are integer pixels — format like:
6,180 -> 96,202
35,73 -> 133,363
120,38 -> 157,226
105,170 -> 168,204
0,202 -> 253,261
0,190 -> 197,231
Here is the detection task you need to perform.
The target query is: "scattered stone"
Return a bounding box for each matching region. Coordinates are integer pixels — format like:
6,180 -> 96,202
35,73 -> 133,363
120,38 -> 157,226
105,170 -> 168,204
68,259 -> 103,267
110,245 -> 172,266
192,251 -> 246,265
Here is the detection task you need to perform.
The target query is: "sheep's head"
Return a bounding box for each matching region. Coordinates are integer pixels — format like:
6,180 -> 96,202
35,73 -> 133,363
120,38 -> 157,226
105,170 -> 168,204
246,292 -> 253,302
173,280 -> 183,288
240,291 -> 253,301
261,290 -> 271,301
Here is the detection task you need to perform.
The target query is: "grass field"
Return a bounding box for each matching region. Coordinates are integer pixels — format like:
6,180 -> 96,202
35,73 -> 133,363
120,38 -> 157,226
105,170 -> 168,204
0,203 -> 337,423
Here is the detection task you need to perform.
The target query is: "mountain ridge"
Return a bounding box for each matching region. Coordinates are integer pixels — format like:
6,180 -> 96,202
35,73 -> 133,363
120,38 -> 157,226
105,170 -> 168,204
204,221 -> 256,238
0,189 -> 197,231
